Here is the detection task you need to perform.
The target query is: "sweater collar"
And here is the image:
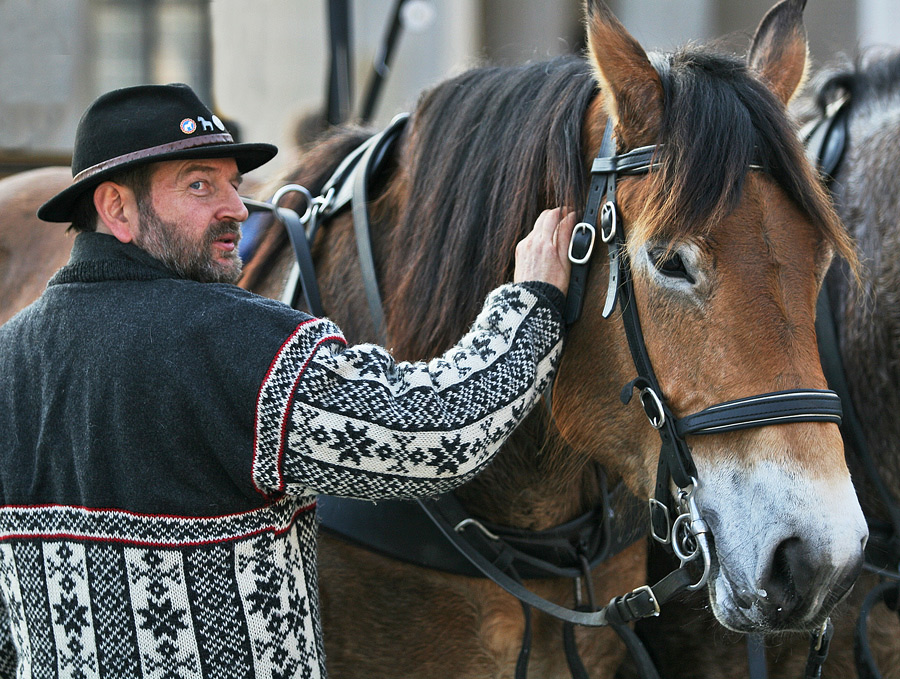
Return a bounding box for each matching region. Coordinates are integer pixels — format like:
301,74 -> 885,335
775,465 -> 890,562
48,232 -> 180,286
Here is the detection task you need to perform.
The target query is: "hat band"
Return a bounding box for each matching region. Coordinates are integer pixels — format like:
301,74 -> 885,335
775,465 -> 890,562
73,133 -> 235,183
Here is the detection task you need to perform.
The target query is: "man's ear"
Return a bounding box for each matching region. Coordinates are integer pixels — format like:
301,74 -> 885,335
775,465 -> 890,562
93,181 -> 140,243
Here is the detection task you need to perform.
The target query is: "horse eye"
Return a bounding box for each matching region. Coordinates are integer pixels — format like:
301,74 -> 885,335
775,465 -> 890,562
649,249 -> 696,284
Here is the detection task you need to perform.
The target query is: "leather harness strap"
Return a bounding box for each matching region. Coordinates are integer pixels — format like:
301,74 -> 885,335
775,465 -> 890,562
241,113 -> 409,321
280,205 -> 325,316
350,115 -> 410,344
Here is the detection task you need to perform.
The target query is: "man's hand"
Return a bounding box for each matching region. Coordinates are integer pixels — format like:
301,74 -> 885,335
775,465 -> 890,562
514,208 -> 578,294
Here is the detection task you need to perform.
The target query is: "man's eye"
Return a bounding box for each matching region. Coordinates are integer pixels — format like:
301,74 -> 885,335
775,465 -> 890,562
189,180 -> 205,190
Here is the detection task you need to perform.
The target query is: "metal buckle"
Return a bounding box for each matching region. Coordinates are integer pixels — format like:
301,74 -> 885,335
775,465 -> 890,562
649,498 -> 671,545
640,387 -> 666,429
568,222 -> 596,265
628,584 -> 661,617
600,201 -> 617,243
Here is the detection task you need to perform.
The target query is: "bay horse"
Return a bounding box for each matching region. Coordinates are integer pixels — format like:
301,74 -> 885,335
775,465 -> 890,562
0,167 -> 75,325
635,48 -> 900,679
239,1 -> 867,676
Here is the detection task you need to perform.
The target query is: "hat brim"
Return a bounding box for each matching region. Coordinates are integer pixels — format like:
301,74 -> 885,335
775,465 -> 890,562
37,141 -> 278,223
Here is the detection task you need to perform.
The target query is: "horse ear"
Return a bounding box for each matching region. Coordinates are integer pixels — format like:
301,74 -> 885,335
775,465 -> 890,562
748,0 -> 809,105
584,0 -> 664,148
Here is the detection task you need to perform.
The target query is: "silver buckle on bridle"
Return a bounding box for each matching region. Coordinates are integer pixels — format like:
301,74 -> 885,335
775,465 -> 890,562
568,222 -> 596,265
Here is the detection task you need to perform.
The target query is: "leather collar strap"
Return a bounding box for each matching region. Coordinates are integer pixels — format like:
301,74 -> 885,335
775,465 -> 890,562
318,479 -> 646,580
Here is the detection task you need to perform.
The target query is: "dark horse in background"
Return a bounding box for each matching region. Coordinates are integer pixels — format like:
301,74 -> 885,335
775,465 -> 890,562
239,1 -> 866,676
636,49 -> 900,679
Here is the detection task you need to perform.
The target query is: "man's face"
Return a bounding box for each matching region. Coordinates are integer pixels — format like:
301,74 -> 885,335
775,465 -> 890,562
132,157 -> 249,284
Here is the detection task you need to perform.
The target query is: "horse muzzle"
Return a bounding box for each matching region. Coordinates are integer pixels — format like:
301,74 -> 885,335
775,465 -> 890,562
697,460 -> 868,633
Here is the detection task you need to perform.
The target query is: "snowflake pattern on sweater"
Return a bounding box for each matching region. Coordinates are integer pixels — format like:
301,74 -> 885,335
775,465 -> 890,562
0,273 -> 564,678
254,285 -> 562,501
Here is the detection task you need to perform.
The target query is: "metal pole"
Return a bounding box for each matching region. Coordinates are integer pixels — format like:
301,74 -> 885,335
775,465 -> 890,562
359,0 -> 406,124
326,0 -> 354,125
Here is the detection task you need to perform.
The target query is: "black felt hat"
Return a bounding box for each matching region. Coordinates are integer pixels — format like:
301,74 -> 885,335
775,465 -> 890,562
38,83 -> 278,222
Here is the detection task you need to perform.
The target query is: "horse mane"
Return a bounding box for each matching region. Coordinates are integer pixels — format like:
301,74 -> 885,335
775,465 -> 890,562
385,56 -> 597,359
385,46 -> 854,360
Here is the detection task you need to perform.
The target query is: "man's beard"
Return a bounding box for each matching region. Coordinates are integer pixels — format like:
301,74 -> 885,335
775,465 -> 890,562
133,201 -> 243,284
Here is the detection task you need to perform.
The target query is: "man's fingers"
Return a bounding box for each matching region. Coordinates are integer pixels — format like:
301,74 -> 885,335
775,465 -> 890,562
533,207 -> 562,236
553,210 -> 578,259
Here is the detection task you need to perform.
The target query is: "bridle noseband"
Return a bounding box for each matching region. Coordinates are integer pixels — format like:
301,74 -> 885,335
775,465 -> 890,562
565,119 -> 844,597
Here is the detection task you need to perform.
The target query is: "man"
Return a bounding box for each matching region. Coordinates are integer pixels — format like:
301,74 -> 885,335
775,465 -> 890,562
0,83 -> 575,678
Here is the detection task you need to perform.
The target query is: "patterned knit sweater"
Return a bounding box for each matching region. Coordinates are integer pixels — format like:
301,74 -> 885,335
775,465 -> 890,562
0,233 -> 565,679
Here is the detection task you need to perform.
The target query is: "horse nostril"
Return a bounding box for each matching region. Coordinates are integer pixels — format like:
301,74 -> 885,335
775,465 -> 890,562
759,536 -> 810,621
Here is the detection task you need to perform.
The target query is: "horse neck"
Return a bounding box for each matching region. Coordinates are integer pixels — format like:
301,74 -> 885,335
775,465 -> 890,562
452,408 -> 611,531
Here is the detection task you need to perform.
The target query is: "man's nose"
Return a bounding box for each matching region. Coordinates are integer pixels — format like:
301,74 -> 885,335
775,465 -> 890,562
220,184 -> 250,223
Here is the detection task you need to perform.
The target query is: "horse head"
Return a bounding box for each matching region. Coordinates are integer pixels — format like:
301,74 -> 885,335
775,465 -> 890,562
553,0 -> 867,634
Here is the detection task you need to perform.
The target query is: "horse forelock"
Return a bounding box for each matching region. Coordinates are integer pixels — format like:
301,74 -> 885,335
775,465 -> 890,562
629,47 -> 854,274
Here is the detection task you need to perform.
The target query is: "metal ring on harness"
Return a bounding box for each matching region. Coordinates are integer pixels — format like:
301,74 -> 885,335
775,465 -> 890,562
639,387 -> 666,429
673,480 -> 712,591
272,184 -> 315,224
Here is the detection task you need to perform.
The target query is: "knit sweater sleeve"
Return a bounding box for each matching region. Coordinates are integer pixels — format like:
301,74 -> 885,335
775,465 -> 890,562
0,599 -> 15,677
251,282 -> 565,499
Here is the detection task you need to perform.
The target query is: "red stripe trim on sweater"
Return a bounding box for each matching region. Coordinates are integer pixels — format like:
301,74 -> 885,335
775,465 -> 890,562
0,501 -> 316,547
276,334 -> 346,492
252,319 -> 348,496
252,318 -> 316,497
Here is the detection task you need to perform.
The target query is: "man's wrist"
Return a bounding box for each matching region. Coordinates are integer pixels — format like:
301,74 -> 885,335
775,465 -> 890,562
516,281 -> 566,320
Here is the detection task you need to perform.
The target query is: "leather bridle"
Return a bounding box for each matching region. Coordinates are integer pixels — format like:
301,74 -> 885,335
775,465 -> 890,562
564,120 -> 844,610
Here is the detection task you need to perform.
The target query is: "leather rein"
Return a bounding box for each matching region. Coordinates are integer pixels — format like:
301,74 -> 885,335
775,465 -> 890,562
245,113 -> 845,679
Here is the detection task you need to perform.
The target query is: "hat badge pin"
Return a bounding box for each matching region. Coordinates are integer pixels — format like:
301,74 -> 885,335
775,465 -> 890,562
180,118 -> 197,134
